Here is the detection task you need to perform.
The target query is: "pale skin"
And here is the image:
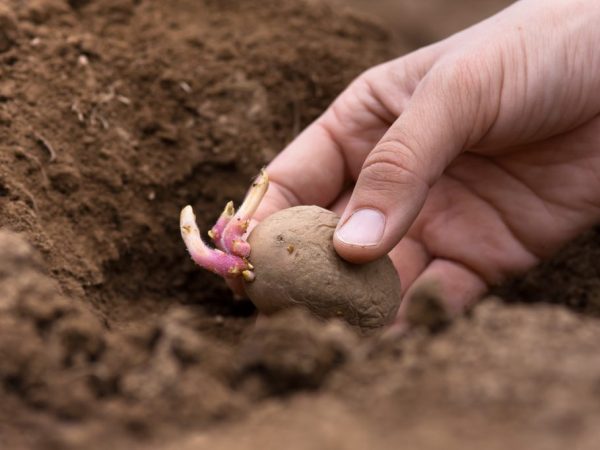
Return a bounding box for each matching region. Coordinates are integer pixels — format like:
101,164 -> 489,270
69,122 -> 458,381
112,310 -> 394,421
251,0 -> 600,323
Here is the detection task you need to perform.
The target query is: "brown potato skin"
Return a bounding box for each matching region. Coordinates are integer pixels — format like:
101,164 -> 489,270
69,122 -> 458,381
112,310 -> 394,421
244,206 -> 401,333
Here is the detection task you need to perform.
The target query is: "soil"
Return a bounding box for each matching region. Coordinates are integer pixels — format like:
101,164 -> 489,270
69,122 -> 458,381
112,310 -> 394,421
0,0 -> 599,449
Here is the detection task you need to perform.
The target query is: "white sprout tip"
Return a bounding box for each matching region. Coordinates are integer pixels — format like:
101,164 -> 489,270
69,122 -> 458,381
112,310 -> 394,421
255,168 -> 269,188
180,205 -> 195,232
223,201 -> 235,217
242,270 -> 255,282
180,205 -> 213,262
180,205 -> 201,242
236,169 -> 270,219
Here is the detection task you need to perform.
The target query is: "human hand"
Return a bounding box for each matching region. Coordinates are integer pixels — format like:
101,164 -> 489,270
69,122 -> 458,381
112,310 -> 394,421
254,0 -> 600,322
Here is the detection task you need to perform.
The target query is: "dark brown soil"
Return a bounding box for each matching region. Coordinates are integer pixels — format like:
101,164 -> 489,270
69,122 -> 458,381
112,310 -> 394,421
1,1 -> 599,449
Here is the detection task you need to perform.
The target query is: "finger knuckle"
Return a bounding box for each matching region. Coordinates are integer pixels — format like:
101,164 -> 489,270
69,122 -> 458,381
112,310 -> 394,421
443,59 -> 479,88
428,53 -> 491,108
361,141 -> 425,190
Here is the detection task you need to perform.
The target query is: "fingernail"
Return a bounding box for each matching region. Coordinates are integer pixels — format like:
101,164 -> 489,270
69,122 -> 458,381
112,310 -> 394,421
335,208 -> 385,247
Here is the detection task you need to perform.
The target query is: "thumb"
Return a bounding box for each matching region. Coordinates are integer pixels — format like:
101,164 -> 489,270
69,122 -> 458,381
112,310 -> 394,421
333,63 -> 492,263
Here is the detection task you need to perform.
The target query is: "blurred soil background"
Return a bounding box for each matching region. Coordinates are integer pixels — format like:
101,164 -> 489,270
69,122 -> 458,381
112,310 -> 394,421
0,0 -> 599,449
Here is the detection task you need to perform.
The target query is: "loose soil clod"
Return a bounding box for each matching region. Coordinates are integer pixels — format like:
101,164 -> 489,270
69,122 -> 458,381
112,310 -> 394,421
0,3 -> 18,53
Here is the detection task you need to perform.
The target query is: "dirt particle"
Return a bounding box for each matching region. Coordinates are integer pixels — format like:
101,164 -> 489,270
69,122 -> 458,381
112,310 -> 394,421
0,80 -> 16,101
0,182 -> 8,197
0,4 -> 19,53
48,164 -> 81,194
405,281 -> 451,331
67,0 -> 94,10
24,0 -> 70,24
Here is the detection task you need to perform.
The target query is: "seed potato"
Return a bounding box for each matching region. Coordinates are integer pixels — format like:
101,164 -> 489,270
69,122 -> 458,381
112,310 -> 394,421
244,205 -> 401,333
